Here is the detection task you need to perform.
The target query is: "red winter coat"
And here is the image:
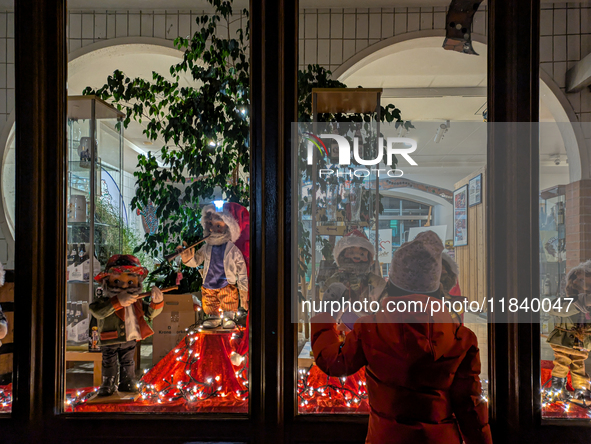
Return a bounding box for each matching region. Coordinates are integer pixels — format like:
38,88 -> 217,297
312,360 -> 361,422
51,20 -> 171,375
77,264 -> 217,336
311,294 -> 492,444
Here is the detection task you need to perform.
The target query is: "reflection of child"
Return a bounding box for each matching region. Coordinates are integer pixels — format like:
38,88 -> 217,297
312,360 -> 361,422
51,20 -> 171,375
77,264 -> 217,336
90,255 -> 163,397
546,260 -> 591,402
321,230 -> 386,323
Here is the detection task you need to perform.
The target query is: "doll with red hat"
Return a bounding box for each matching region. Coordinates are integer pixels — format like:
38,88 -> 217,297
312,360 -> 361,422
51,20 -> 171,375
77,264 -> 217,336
180,203 -> 249,329
89,255 -> 164,396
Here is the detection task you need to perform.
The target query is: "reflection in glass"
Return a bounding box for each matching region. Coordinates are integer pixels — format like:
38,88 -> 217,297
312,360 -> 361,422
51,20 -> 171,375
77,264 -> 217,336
295,122 -> 489,415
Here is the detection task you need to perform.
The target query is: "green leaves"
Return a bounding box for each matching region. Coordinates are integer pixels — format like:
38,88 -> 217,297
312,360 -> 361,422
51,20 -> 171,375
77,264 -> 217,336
83,0 -> 250,287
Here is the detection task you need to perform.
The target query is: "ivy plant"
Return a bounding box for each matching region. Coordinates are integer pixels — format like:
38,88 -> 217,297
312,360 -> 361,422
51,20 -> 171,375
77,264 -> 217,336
84,0 -> 249,292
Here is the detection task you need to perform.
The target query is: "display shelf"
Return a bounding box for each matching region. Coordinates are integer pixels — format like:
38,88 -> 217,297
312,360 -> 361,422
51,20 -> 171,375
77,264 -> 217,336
66,96 -> 124,347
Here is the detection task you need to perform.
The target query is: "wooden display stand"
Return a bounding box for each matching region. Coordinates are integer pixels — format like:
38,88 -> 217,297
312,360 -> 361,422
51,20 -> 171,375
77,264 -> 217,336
65,351 -> 102,387
85,391 -> 140,404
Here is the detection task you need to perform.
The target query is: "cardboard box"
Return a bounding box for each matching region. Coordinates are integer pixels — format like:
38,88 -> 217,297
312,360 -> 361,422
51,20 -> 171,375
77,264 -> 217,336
151,294 -> 196,365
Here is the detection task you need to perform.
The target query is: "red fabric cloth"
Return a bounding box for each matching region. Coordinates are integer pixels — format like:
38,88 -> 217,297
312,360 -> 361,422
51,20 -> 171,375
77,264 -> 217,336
449,281 -> 461,297
540,359 -> 591,419
0,384 -> 11,413
298,365 -> 369,413
311,296 -> 492,444
223,202 -> 249,276
222,202 -> 249,356
74,331 -> 248,413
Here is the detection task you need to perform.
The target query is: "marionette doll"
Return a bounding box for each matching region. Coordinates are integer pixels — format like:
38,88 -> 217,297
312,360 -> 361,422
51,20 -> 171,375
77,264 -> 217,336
89,255 -> 164,397
546,260 -> 591,402
180,203 -> 249,329
321,229 -> 386,322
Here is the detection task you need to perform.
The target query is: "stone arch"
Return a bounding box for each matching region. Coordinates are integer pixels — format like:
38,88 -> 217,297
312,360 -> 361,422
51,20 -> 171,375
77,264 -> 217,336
331,30 -> 588,181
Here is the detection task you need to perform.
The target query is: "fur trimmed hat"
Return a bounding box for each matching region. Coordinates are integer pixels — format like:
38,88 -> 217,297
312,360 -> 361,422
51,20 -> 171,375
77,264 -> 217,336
389,230 -> 444,293
441,252 -> 459,279
567,260 -> 591,281
333,229 -> 375,266
201,204 -> 241,243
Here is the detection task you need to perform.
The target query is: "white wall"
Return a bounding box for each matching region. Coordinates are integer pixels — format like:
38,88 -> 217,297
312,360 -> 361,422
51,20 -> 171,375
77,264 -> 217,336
0,4 -> 586,267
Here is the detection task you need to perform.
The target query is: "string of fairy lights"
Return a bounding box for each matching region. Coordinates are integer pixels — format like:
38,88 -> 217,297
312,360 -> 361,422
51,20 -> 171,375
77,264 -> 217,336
541,379 -> 591,415
297,366 -> 368,409
64,324 -> 249,409
297,367 -> 490,411
137,326 -> 248,404
0,385 -> 11,408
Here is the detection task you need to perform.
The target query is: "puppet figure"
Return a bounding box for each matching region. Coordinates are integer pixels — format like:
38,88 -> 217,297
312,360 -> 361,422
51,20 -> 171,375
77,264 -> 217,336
547,260 -> 591,402
322,230 -> 386,323
90,255 -> 164,397
181,204 -> 249,329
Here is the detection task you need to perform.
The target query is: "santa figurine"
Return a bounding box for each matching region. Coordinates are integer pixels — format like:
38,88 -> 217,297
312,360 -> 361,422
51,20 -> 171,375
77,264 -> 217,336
180,203 -> 249,329
322,229 -> 386,323
89,255 -> 164,397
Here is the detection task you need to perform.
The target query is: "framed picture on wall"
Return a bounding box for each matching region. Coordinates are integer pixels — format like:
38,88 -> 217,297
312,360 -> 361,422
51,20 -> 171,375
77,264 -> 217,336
469,173 -> 482,207
454,185 -> 468,247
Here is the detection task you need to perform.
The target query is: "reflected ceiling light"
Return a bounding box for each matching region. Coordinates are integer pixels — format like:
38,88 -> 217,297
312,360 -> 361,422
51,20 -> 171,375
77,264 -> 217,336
434,121 -> 450,143
443,0 -> 484,55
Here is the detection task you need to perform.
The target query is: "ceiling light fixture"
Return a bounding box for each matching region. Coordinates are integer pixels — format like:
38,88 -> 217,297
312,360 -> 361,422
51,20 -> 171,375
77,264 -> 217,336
434,120 -> 450,143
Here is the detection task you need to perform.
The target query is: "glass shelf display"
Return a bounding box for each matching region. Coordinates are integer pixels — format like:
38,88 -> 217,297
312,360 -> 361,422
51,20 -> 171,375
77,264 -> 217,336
539,186 -> 566,341
66,96 -> 125,350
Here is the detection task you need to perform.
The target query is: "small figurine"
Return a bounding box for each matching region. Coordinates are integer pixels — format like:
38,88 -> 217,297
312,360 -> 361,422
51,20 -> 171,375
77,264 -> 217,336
546,260 -> 591,403
181,203 -> 249,329
89,255 -> 164,397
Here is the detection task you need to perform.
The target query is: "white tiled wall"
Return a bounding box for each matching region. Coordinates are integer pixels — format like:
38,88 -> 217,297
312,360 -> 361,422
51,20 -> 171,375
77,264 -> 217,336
0,12 -> 14,137
539,4 -> 591,126
66,10 -> 246,53
299,7 -> 469,73
0,4 -> 587,266
300,4 -> 590,127
0,11 -> 12,267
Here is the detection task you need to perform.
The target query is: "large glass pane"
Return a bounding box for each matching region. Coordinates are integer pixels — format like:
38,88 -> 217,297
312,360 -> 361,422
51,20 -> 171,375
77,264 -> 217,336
63,1 -> 250,413
0,4 -> 14,414
538,2 -> 591,421
296,6 -> 489,422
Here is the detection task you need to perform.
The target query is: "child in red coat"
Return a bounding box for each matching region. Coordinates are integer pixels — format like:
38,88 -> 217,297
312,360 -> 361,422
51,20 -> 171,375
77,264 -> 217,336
312,231 -> 492,444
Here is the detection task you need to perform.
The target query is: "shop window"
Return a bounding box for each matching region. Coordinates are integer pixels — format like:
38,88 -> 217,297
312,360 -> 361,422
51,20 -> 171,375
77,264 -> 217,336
296,9 -> 491,420
62,2 -> 250,414
538,122 -> 591,420
0,5 -> 14,415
